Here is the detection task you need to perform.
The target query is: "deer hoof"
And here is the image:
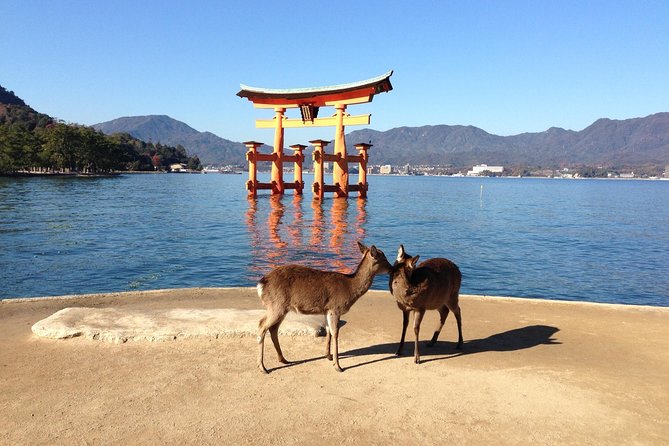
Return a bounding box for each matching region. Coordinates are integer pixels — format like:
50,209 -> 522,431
334,364 -> 344,372
259,365 -> 270,374
326,354 -> 333,361
414,358 -> 421,365
427,341 -> 436,348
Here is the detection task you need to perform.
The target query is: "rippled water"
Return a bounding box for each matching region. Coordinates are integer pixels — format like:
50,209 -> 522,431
1,174 -> 668,306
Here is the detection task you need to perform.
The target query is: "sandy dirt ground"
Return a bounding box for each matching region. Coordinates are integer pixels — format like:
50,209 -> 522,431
1,287 -> 668,445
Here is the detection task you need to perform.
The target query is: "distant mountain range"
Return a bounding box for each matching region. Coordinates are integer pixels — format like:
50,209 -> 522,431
92,115 -> 245,166
94,113 -> 669,168
348,113 -> 669,167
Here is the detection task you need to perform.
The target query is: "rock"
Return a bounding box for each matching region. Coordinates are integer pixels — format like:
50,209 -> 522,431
31,307 -> 326,343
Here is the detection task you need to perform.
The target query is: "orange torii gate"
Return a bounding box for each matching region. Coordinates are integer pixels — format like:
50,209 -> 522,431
237,71 -> 393,199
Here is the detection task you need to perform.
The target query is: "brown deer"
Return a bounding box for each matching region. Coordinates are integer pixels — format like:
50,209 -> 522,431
256,241 -> 392,373
389,245 -> 463,364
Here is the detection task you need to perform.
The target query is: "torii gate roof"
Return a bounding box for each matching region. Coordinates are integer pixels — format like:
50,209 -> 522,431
237,70 -> 393,108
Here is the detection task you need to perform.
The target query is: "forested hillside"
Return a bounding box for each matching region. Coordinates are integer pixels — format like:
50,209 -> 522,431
93,115 -> 245,166
0,86 -> 202,174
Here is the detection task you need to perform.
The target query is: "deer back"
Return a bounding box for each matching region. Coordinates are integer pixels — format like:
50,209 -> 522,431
258,243 -> 391,315
259,265 -> 353,314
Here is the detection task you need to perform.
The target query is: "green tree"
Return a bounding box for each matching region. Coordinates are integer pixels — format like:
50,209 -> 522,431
42,123 -> 84,171
187,155 -> 202,171
0,126 -> 18,172
0,126 -> 41,173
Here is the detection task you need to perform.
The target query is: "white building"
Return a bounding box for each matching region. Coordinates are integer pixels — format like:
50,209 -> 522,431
467,164 -> 504,176
170,163 -> 187,172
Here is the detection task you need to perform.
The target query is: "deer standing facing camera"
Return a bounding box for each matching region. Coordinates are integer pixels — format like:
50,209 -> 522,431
389,245 -> 463,364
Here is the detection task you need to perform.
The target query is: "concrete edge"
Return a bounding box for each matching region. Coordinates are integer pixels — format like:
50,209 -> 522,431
2,287 -> 667,313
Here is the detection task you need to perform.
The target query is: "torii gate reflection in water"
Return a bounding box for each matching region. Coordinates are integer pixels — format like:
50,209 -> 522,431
245,195 -> 368,278
237,71 -> 393,199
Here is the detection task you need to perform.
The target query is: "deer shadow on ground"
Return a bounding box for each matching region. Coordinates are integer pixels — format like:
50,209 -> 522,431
340,325 -> 561,370
267,355 -> 325,373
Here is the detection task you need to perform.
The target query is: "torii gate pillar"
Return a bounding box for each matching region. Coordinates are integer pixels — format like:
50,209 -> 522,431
333,104 -> 348,197
310,139 -> 329,200
271,108 -> 285,195
244,141 -> 262,198
354,143 -> 372,198
288,144 -> 306,195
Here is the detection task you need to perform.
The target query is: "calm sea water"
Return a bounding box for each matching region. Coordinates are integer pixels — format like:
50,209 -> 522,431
1,174 -> 667,306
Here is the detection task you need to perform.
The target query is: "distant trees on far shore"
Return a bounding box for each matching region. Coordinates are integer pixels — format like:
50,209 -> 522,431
1,85 -> 202,175
0,112 -> 202,175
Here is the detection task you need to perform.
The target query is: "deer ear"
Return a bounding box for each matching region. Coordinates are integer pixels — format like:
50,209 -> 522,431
370,245 -> 378,257
397,245 -> 405,261
357,241 -> 368,254
409,255 -> 420,269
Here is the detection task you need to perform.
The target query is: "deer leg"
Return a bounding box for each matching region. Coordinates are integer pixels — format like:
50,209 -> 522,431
396,309 -> 410,356
257,310 -> 286,374
413,309 -> 426,364
257,315 -> 269,374
428,306 -> 450,347
453,305 -> 463,349
326,311 -> 343,372
325,324 -> 333,360
269,317 -> 288,364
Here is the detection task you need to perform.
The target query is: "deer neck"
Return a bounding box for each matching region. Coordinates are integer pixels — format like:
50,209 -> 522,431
348,255 -> 376,299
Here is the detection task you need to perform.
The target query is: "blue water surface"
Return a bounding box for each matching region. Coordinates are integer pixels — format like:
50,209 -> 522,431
1,174 -> 668,306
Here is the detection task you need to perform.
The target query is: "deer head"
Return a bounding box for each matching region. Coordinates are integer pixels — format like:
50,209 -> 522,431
358,241 -> 392,275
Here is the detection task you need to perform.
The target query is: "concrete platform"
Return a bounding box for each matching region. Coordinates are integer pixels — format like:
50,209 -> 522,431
31,307 -> 326,343
3,288 -> 669,444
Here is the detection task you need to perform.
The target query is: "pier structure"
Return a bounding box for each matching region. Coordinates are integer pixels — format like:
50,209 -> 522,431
237,71 -> 393,198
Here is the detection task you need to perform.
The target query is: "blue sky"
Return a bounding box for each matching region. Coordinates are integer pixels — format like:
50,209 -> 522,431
2,0 -> 668,147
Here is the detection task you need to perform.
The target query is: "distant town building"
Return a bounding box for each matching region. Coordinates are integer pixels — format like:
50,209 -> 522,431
467,164 -> 504,176
380,165 -> 394,175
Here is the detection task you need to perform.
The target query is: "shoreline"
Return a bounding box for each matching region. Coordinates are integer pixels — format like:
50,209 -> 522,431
2,286 -> 667,312
4,171 -> 668,180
